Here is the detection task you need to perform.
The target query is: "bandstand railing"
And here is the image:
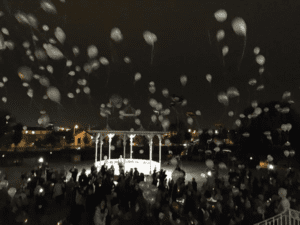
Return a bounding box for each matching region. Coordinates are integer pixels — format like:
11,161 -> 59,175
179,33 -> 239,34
254,209 -> 300,225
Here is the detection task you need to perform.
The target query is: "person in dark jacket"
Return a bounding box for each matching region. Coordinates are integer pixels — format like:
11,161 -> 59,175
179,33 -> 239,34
69,166 -> 78,182
78,169 -> 88,188
192,178 -> 197,193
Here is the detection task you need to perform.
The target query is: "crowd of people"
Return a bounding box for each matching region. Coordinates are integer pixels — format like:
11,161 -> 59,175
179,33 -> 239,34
0,156 -> 300,225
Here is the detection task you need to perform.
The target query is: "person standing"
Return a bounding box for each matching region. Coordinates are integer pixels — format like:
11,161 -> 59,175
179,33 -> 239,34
52,179 -> 65,206
70,166 -> 78,182
118,155 -> 124,174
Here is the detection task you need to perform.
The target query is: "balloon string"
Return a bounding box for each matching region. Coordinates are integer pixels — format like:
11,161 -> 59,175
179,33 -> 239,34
151,45 -> 154,65
238,36 -> 247,71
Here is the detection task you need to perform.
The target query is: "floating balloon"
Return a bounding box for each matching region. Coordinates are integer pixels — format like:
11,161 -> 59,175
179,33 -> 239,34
217,92 -> 229,105
44,44 -> 64,60
139,149 -> 144,154
87,45 -> 98,58
46,86 -> 61,103
195,110 -> 201,116
27,14 -> 38,29
73,46 -> 80,56
180,75 -> 187,86
149,86 -> 156,94
232,17 -> 247,36
18,66 -> 33,82
47,65 -> 53,74
206,74 -> 212,83
228,111 -> 234,117
1,28 -> 9,36
27,89 -> 33,98
187,117 -> 193,125
248,79 -> 257,86
206,159 -> 214,169
83,87 -> 90,94
256,55 -> 265,66
111,27 -> 123,42
67,93 -> 74,98
227,87 -> 239,98
41,0 -> 57,14
254,47 -> 260,55
216,30 -> 225,42
2,97 -> 7,103
75,66 -> 81,72
124,57 -> 131,63
42,25 -> 49,31
68,71 -> 75,76
34,48 -> 47,61
214,9 -> 227,22
54,27 -> 66,44
66,60 -> 72,67
162,88 -> 169,98
235,119 -> 241,127
135,73 -> 141,81
99,57 -> 109,65
2,77 -> 7,83
251,101 -> 258,108
222,46 -> 229,56
143,31 -> 157,45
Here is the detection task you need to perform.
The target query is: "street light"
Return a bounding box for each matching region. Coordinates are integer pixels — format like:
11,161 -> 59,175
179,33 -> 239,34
74,125 -> 78,135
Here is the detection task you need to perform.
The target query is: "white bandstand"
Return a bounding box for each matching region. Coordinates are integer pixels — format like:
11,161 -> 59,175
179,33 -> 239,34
89,127 -> 167,175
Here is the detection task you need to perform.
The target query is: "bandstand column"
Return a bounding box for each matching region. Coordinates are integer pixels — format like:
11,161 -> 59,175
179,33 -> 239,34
158,134 -> 162,169
128,134 -> 136,159
123,134 -> 127,160
108,133 -> 115,160
99,135 -> 104,167
147,134 -> 154,174
95,133 -> 100,164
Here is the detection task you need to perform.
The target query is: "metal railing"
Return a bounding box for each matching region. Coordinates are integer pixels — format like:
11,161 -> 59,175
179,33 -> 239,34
254,209 -> 300,225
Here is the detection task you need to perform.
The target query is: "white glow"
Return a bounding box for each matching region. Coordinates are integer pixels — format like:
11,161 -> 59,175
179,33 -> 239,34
207,171 -> 212,176
38,157 -> 44,163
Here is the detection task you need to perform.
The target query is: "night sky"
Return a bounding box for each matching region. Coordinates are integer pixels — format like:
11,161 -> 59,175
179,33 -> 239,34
0,0 -> 300,130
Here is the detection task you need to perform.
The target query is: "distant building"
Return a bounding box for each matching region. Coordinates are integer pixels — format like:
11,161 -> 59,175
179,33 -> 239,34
74,130 -> 93,148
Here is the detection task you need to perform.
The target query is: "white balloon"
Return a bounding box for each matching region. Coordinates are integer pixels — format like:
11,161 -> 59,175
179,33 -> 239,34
68,71 -> 75,76
66,60 -> 72,67
143,31 -> 157,45
1,28 -> 9,36
46,86 -> 61,103
18,66 -> 33,81
248,79 -> 257,86
111,27 -> 123,42
67,93 -> 74,98
76,88 -> 80,94
29,55 -> 35,61
228,111 -> 234,117
47,65 -> 54,74
195,110 -> 201,116
259,67 -> 264,75
216,30 -> 225,42
22,82 -> 29,87
23,41 -> 30,49
2,77 -> 7,83
151,115 -> 157,123
235,119 -> 241,127
83,86 -> 90,94
99,57 -> 109,65
27,89 -> 34,98
256,55 -> 265,66
42,25 -> 49,31
34,48 -> 47,61
162,88 -> 169,97
27,14 -> 38,29
54,27 -> 66,44
135,73 -> 141,81
124,57 -> 131,63
75,66 -> 81,72
0,82 -> 4,87
2,97 -> 7,103
231,17 -> 247,36
206,74 -> 212,83
73,46 -> 80,56
49,38 -> 57,44
87,45 -> 98,58
222,46 -> 229,56
254,47 -> 260,55
214,9 -> 227,22
187,117 -> 193,125
44,44 -> 64,60
180,75 -> 187,86
40,0 -> 57,14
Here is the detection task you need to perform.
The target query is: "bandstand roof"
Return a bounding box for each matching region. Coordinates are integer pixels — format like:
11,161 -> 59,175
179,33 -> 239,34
88,129 -> 167,136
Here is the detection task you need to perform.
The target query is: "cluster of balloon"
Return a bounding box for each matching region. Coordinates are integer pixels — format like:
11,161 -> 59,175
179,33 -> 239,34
143,31 -> 157,64
139,176 -> 158,216
149,81 -> 156,94
205,159 -> 214,169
